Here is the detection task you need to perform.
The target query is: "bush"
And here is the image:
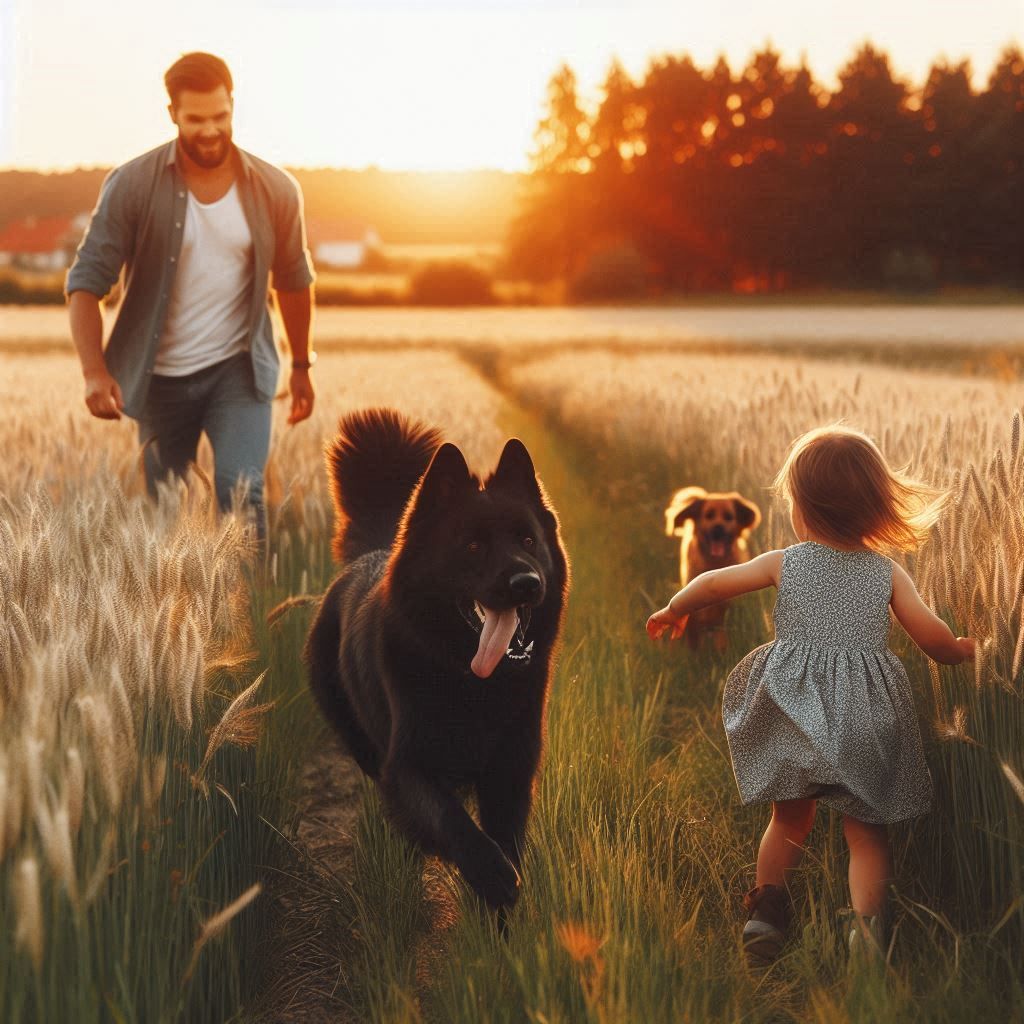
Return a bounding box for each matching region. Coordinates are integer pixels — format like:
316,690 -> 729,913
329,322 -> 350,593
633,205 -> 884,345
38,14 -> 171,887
570,245 -> 651,302
408,261 -> 495,306
0,269 -> 65,304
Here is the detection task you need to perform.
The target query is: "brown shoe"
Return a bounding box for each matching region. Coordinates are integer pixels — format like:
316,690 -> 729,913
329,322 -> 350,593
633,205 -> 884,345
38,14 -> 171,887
742,884 -> 791,964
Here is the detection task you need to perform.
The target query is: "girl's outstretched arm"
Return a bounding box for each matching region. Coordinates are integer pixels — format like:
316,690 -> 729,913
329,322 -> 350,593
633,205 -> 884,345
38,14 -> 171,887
647,550 -> 784,640
890,562 -> 975,664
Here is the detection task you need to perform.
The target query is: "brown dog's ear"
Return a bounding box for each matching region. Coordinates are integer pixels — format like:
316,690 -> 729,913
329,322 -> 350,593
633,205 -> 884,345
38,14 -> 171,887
664,486 -> 706,537
732,495 -> 762,532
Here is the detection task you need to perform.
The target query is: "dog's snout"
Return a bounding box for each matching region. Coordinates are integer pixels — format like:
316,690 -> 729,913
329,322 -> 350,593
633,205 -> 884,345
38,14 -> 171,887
709,524 -> 729,540
509,572 -> 542,601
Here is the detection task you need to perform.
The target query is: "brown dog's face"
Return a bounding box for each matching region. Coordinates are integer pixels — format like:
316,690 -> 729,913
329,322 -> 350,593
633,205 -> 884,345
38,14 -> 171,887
665,487 -> 761,561
693,498 -> 752,559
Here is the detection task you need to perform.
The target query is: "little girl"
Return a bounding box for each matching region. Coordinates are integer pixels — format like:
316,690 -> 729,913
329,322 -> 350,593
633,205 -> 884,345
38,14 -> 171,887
647,425 -> 974,964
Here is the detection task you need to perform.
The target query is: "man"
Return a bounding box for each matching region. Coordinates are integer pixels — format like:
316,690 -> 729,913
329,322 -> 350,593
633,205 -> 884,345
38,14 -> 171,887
67,51 -> 316,544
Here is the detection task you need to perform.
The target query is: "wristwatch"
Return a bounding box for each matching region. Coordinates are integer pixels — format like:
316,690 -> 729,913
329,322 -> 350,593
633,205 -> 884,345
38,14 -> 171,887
291,352 -> 317,369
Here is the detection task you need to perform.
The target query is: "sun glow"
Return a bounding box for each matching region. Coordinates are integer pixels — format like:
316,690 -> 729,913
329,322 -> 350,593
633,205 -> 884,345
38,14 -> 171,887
3,0 -> 1021,171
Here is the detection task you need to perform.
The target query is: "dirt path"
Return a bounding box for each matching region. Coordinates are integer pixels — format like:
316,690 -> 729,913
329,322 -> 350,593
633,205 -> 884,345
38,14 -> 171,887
254,738 -> 365,1024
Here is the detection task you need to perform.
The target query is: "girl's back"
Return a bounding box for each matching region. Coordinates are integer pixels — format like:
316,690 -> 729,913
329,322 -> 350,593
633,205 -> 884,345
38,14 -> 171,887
773,542 -> 892,652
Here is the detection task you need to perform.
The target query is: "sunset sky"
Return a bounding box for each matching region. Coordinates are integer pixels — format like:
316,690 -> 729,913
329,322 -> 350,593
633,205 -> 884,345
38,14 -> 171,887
1,0 -> 1021,172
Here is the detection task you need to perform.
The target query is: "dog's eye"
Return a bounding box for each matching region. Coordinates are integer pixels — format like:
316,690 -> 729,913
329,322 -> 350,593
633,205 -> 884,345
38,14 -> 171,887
724,512 -> 734,521
523,536 -> 534,548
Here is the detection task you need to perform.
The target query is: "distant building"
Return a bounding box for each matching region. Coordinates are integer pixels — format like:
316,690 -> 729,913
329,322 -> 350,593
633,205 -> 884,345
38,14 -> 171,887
306,219 -> 382,269
0,213 -> 89,271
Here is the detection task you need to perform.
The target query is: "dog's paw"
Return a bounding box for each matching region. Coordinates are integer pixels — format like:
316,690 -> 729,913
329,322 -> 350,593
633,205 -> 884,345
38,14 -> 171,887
459,837 -> 521,909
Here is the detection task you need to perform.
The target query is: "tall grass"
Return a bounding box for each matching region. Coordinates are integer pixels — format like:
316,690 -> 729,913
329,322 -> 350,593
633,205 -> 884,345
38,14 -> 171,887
0,478 -> 274,1021
243,345 -> 1022,1021
3,340 -> 1022,1020
499,349 -> 1024,1015
0,347 -> 511,1020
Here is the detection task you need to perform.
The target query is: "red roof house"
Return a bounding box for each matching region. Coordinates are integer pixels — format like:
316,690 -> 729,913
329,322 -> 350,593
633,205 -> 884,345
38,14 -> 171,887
0,214 -> 88,271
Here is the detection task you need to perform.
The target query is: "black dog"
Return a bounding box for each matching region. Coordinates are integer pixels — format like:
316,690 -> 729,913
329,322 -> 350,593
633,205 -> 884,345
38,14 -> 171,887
305,409 -> 569,910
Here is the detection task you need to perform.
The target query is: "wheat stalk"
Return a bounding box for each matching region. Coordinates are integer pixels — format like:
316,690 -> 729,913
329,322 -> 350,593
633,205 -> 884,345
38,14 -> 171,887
192,671 -> 272,794
182,882 -> 263,983
14,856 -> 43,971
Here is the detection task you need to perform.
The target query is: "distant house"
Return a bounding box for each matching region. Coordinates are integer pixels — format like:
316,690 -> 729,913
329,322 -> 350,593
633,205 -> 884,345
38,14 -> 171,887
0,213 -> 89,271
306,219 -> 382,269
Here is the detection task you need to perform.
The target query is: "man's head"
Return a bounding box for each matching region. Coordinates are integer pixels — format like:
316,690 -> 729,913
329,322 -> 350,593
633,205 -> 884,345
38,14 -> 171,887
165,52 -> 234,169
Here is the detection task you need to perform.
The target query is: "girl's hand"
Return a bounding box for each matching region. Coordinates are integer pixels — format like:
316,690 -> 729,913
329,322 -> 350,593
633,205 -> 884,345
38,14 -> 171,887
955,636 -> 975,661
646,607 -> 688,641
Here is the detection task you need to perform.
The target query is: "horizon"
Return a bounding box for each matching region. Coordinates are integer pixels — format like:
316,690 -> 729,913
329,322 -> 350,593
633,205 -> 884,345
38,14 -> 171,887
2,0 -> 1022,173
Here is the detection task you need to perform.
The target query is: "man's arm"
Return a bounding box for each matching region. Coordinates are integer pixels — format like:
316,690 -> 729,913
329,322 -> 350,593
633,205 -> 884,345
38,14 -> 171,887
269,171 -> 316,425
69,291 -> 123,419
66,166 -> 133,420
274,285 -> 315,425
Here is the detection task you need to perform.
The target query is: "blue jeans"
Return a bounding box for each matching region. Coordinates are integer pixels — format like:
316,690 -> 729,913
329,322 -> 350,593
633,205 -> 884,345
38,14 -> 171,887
136,352 -> 272,545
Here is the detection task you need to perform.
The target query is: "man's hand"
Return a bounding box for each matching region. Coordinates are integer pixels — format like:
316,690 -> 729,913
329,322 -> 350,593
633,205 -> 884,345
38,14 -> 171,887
288,366 -> 315,425
84,368 -> 124,420
646,607 -> 688,641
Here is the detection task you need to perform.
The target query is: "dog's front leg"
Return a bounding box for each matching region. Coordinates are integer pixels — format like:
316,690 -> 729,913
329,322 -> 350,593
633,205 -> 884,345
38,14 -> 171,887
380,762 -> 521,909
476,741 -> 540,874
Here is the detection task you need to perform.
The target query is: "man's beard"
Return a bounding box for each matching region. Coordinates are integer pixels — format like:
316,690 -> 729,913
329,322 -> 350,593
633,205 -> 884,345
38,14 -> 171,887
178,129 -> 232,169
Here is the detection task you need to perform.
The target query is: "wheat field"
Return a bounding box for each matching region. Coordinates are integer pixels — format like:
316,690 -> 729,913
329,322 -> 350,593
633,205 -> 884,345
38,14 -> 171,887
0,327 -> 1021,1022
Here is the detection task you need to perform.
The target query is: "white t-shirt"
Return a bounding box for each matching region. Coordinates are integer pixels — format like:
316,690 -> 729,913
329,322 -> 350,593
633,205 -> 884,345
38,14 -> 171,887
153,182 -> 254,376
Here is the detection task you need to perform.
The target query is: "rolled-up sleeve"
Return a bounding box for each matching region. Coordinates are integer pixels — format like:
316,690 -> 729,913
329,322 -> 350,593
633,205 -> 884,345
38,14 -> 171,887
271,172 -> 315,293
65,167 -> 133,299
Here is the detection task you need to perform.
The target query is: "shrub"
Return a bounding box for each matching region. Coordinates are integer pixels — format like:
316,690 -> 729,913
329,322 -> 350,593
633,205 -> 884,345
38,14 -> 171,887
570,245 -> 651,302
408,261 -> 495,306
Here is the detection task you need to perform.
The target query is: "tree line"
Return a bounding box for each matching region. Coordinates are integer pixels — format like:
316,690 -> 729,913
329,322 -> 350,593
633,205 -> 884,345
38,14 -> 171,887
505,43 -> 1024,294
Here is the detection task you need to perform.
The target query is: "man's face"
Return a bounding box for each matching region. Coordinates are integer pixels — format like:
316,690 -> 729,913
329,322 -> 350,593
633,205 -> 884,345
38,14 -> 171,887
169,85 -> 233,169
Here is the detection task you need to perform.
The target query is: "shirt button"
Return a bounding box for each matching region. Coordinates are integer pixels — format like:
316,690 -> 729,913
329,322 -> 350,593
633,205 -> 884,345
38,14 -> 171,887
175,222 -> 181,228
170,256 -> 176,262
178,191 -> 185,198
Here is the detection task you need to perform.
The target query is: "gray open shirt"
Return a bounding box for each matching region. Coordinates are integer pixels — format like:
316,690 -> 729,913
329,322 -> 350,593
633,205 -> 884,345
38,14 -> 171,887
65,140 -> 315,419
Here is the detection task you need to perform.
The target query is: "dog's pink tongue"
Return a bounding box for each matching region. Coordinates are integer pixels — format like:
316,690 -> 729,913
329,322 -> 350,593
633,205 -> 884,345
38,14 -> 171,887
471,607 -> 519,679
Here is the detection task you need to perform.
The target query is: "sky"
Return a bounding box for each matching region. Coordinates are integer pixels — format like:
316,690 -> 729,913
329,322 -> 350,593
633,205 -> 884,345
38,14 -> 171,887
1,0 -> 1021,172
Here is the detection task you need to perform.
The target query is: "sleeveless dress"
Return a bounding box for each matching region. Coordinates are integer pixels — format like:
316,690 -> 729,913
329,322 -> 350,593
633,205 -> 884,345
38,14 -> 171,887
723,541 -> 933,823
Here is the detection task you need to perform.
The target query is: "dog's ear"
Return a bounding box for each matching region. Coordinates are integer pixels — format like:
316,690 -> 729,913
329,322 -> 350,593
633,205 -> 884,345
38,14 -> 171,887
489,438 -> 542,503
733,495 -> 762,532
664,487 -> 706,537
413,442 -> 475,508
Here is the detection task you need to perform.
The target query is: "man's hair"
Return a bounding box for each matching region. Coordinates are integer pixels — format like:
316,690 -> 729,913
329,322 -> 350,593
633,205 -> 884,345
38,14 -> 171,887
164,52 -> 233,107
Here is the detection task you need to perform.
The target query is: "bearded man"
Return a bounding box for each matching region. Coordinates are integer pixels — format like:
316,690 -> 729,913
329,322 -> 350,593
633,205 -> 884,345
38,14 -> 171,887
67,51 -> 316,544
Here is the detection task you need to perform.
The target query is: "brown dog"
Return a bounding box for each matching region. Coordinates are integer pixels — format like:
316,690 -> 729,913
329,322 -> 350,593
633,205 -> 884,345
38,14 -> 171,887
664,486 -> 762,650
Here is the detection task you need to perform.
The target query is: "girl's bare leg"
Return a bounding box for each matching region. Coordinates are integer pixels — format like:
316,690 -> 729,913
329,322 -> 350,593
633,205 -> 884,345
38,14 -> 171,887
756,799 -> 817,886
842,815 -> 892,917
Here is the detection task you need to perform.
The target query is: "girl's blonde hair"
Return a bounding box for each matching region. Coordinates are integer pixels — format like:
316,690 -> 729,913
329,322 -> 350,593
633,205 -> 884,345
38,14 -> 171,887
774,425 -> 946,553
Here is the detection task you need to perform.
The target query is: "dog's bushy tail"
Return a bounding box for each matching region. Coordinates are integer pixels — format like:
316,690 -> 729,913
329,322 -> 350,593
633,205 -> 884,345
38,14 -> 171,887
326,408 -> 442,562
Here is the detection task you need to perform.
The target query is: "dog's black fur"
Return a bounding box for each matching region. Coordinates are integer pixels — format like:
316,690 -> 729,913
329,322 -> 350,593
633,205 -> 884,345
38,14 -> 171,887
305,408 -> 569,909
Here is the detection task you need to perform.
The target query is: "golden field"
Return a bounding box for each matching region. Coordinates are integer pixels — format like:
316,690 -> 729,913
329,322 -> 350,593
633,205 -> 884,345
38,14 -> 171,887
0,311 -> 1021,1021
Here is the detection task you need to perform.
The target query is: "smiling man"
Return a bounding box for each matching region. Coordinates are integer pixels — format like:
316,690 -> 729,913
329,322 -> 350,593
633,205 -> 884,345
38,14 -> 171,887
67,51 -> 316,545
